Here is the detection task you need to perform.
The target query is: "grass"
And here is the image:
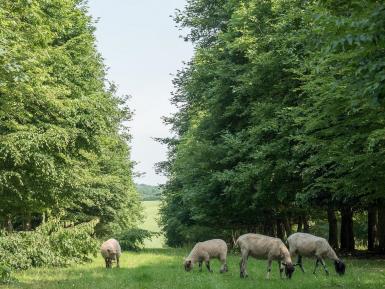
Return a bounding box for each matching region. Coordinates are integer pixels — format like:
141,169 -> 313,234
3,249 -> 384,289
3,203 -> 383,288
140,201 -> 164,248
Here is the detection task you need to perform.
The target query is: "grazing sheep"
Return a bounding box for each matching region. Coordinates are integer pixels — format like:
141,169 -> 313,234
100,238 -> 121,268
287,232 -> 345,275
183,239 -> 228,273
236,233 -> 295,279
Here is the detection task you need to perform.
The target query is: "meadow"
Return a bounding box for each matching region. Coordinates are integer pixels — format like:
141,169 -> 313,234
2,202 -> 384,289
3,249 -> 384,289
140,201 -> 164,248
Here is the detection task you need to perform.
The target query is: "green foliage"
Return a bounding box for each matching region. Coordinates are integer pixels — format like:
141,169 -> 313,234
159,0 -> 385,249
0,217 -> 99,282
0,218 -> 99,269
0,265 -> 13,284
116,228 -> 159,251
0,0 -> 140,235
136,184 -> 162,201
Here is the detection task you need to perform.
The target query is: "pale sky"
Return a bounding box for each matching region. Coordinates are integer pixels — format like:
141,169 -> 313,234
88,1 -> 193,185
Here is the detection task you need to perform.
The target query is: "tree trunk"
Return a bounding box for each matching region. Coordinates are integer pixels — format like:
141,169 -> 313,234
303,216 -> 310,233
5,214 -> 13,232
340,207 -> 355,252
327,207 -> 338,250
23,213 -> 32,231
263,217 -> 276,236
277,219 -> 285,240
378,206 -> 385,253
297,216 -> 303,232
284,217 -> 292,238
368,208 -> 378,251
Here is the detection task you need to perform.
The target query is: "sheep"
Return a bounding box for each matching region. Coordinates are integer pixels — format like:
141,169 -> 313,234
236,233 -> 295,279
183,239 -> 228,273
100,238 -> 121,268
287,232 -> 345,276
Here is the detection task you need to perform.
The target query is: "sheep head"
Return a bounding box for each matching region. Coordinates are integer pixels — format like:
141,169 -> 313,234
334,260 -> 345,275
284,262 -> 295,279
184,259 -> 193,271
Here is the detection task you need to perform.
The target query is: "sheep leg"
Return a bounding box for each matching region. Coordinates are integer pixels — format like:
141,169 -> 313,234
296,255 -> 305,273
239,250 -> 248,278
116,256 -> 120,268
205,261 -> 213,273
105,258 -> 109,268
198,261 -> 203,272
313,259 -> 320,274
219,257 -> 228,273
279,261 -> 284,278
222,263 -> 228,273
266,259 -> 272,279
319,259 -> 329,275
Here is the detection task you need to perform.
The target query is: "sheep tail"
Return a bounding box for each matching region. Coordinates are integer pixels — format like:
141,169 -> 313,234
231,230 -> 239,248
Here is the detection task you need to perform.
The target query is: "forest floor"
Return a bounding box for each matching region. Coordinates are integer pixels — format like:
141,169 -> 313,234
4,249 -> 385,289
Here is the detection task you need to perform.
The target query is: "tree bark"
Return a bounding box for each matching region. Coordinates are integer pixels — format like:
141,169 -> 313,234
327,207 -> 338,250
378,206 -> 385,253
297,216 -> 303,232
284,217 -> 292,238
23,213 -> 32,231
277,219 -> 285,240
5,214 -> 13,232
340,207 -> 355,252
368,208 -> 378,251
303,216 -> 310,233
263,216 -> 276,237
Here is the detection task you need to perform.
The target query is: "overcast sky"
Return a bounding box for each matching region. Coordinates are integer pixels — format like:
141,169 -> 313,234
88,1 -> 193,186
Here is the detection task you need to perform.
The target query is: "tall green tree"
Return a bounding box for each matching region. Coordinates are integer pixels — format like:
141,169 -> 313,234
160,0 -> 385,252
0,0 -> 140,234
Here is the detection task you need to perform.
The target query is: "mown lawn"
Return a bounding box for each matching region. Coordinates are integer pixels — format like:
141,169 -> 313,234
4,249 -> 384,289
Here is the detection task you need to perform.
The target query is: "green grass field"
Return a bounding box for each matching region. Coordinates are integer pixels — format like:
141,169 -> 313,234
3,202 -> 384,288
4,249 -> 384,289
140,201 -> 164,248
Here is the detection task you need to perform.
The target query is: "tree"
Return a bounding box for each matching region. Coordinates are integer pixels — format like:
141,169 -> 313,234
0,0 -> 141,234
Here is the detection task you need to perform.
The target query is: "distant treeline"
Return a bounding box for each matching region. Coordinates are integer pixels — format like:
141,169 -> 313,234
136,184 -> 161,201
158,0 -> 385,252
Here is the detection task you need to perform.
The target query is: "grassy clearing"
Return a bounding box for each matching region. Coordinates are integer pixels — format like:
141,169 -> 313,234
4,249 -> 384,289
140,201 -> 164,248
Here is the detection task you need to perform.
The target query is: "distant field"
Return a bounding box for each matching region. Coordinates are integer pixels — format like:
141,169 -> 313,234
7,250 -> 384,289
140,201 -> 164,248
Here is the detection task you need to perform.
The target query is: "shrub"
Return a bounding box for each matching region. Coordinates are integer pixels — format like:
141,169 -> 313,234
0,217 -> 99,281
116,228 -> 159,251
0,265 -> 13,284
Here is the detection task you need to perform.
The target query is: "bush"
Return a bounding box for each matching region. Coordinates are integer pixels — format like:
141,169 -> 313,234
116,228 -> 159,251
0,217 -> 99,281
0,265 -> 13,284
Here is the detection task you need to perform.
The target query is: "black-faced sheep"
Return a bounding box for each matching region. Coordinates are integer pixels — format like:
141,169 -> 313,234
100,238 -> 121,268
183,239 -> 228,273
236,233 -> 295,279
287,232 -> 345,275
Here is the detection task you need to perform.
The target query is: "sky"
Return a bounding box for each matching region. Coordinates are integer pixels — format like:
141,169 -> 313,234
88,1 -> 193,186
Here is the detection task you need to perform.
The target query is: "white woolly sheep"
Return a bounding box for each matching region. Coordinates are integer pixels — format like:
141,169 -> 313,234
183,239 -> 228,273
236,233 -> 295,279
100,238 -> 121,268
287,232 -> 345,275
